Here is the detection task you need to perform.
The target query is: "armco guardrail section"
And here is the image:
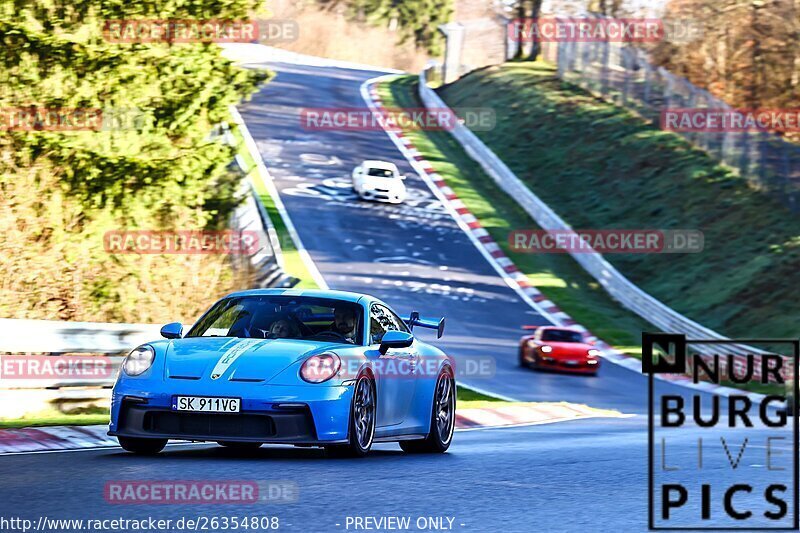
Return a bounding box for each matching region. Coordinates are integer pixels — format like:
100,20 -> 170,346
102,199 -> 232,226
0,108 -> 296,416
0,319 -> 160,355
417,70 -> 766,359
0,319 -> 156,416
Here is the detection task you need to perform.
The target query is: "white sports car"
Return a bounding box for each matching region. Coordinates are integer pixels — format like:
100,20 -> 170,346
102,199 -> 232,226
351,160 -> 407,204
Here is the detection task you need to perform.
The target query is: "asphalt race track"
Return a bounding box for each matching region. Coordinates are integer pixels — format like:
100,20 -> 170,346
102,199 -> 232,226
0,417 -> 792,532
0,60 -> 790,533
236,61 -> 704,415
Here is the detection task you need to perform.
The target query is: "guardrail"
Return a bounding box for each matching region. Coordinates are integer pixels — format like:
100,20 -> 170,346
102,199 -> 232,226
0,106 -> 297,418
417,69 -> 765,358
0,319 -> 159,355
0,319 -> 156,418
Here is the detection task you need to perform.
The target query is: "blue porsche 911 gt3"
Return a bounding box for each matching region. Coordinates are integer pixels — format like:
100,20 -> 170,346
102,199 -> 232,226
109,289 -> 455,457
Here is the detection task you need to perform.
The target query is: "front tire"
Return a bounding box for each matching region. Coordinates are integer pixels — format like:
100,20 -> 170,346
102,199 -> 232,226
326,374 -> 376,458
400,369 -> 455,454
118,436 -> 167,455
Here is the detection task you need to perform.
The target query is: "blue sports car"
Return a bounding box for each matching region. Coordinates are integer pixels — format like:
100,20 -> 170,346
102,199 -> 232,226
109,289 -> 455,457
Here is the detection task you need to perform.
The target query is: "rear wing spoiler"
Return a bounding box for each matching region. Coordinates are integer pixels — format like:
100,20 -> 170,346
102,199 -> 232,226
406,312 -> 445,338
522,325 -> 541,331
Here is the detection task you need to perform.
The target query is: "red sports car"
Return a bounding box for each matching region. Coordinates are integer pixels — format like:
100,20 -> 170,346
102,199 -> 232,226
518,326 -> 601,375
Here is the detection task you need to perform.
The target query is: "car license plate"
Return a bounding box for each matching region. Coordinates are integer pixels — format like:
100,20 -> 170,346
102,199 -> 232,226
172,396 -> 240,413
565,360 -> 580,366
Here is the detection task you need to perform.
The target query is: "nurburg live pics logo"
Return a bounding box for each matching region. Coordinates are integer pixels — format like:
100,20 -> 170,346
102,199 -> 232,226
644,332 -> 800,530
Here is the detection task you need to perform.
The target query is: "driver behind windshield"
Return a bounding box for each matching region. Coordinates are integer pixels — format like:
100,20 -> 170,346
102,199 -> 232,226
268,318 -> 299,339
331,306 -> 358,344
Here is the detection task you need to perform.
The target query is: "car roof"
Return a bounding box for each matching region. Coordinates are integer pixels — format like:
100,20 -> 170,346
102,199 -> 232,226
362,160 -> 398,171
223,288 -> 369,304
539,326 -> 582,333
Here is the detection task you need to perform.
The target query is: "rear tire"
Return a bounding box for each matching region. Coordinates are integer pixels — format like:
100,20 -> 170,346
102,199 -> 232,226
400,369 -> 455,454
217,441 -> 263,450
518,346 -> 528,368
326,374 -> 376,458
118,436 -> 167,455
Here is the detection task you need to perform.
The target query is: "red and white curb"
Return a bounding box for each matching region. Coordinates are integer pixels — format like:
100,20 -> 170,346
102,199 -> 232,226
361,76 -> 764,402
0,425 -> 117,454
0,403 -> 625,455
456,402 -> 630,430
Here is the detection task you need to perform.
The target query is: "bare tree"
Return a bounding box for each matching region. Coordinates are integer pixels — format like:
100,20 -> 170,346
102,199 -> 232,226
649,0 -> 799,139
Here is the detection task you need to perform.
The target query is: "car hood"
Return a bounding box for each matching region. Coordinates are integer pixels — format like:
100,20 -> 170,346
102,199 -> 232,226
365,176 -> 404,189
540,341 -> 594,357
163,337 -> 337,382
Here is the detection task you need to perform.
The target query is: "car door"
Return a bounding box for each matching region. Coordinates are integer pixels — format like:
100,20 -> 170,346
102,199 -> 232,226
369,303 -> 417,428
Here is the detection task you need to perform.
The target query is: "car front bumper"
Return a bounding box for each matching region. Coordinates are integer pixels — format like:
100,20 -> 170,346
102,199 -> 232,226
538,357 -> 600,373
359,188 -> 405,203
108,381 -> 353,445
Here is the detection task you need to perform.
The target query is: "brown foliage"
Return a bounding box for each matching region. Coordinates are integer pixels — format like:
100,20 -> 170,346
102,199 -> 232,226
649,0 -> 800,140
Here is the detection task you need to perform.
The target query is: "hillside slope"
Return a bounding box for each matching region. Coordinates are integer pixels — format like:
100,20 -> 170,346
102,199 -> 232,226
438,62 -> 800,339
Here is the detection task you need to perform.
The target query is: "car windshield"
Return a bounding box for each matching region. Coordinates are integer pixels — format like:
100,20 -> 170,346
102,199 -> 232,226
541,329 -> 584,343
367,167 -> 395,177
186,295 -> 364,345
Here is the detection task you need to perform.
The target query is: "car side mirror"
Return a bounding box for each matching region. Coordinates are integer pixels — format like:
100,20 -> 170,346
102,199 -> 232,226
399,174 -> 407,180
379,331 -> 414,354
160,322 -> 183,339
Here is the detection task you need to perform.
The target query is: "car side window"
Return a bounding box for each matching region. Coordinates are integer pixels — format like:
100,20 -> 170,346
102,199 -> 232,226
384,307 -> 409,334
369,304 -> 409,344
369,307 -> 387,345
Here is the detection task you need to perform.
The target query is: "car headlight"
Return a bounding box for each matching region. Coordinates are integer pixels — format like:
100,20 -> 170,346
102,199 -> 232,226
540,345 -> 553,353
300,352 -> 341,383
587,349 -> 601,357
123,345 -> 155,376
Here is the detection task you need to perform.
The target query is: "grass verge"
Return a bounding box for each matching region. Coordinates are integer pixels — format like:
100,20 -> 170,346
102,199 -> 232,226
0,410 -> 109,429
380,75 -> 650,359
380,73 -> 791,395
457,385 -> 508,410
433,62 -> 800,342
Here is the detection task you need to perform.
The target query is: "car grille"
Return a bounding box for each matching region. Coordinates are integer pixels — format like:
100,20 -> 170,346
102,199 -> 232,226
116,401 -> 319,442
144,411 -> 275,438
